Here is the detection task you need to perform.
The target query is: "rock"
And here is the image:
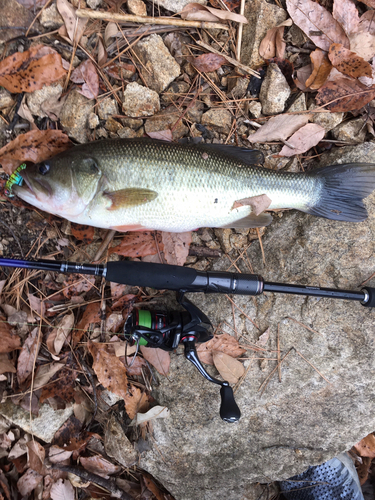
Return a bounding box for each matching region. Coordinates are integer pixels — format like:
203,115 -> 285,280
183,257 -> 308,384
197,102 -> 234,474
139,142 -> 375,500
144,109 -> 188,140
0,89 -> 14,111
134,34 -> 181,93
201,108 -> 232,133
229,232 -> 248,250
241,0 -> 287,68
97,99 -> 118,120
0,0 -> 34,43
287,93 -> 307,113
309,103 -> 344,132
0,400 -> 73,443
26,82 -> 63,119
214,228 -> 232,254
117,127 -> 141,139
87,0 -> 102,7
259,63 -> 291,115
162,81 -> 190,103
119,117 -> 143,130
228,77 -> 248,100
247,101 -> 262,119
104,415 -> 138,467
105,117 -> 123,134
149,0 -> 206,13
40,3 -> 64,29
88,112 -> 99,129
331,118 -> 367,144
127,0 -> 147,16
60,90 -> 93,143
123,82 -> 160,117
186,100 -> 205,123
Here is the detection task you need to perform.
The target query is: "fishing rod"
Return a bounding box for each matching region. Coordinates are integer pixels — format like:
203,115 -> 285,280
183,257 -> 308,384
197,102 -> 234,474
1,257 -> 374,424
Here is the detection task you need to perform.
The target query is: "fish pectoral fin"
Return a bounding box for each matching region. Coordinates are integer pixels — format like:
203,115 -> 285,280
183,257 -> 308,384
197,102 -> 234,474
232,194 -> 272,216
220,212 -> 273,229
104,188 -> 158,210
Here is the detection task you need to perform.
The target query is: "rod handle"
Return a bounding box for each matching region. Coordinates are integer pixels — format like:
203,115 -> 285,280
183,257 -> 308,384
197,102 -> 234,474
220,384 -> 241,423
362,287 -> 375,307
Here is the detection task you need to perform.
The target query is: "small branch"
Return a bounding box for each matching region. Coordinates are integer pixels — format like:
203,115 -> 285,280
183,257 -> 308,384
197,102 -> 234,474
196,40 -> 261,78
236,0 -> 246,61
76,9 -> 230,31
258,347 -> 294,396
93,230 -> 116,262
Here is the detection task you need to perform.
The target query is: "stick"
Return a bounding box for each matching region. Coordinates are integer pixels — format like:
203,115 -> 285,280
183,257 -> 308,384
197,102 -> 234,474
236,0 -> 245,61
196,40 -> 261,78
76,9 -> 230,31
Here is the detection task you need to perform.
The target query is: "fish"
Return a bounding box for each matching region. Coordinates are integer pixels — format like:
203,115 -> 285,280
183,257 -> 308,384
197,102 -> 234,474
12,138 -> 375,233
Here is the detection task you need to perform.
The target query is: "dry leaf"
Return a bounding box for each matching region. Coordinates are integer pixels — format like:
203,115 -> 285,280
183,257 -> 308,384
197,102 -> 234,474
348,11 -> 375,61
136,405 -> 170,425
208,0 -> 240,10
80,456 -> 121,478
180,3 -> 247,23
26,441 -> 45,475
50,479 -> 74,500
196,333 -> 246,365
17,469 -> 43,497
97,34 -> 107,67
0,354 -> 16,374
88,342 -> 147,419
49,446 -> 72,464
104,22 -> 118,46
192,53 -> 228,72
56,0 -> 87,44
109,231 -> 159,258
0,321 -> 21,353
17,328 -> 40,387
0,45 -> 66,94
328,43 -> 372,79
332,0 -> 360,37
259,21 -> 292,60
73,302 -> 101,345
161,231 -> 192,266
294,64 -> 313,91
306,49 -> 332,90
316,76 -> 375,111
146,130 -> 173,142
143,474 -> 165,500
140,346 -> 170,376
40,366 -> 76,403
120,355 -> 146,376
50,313 -> 74,355
354,433 -> 375,458
286,0 -> 349,52
213,351 -> 245,383
70,223 -> 95,244
279,123 -> 326,156
232,194 -> 272,215
33,362 -> 65,390
0,129 -> 71,175
248,114 -> 311,143
71,60 -> 99,99
257,328 -> 270,347
356,456 -> 372,485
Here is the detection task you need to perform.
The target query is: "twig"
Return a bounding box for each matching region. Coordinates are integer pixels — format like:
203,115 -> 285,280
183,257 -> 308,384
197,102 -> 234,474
258,347 -> 293,396
76,9 -> 230,30
256,228 -> 265,266
225,295 -> 260,330
196,40 -> 261,78
277,324 -> 281,383
236,0 -> 245,61
51,466 -> 132,500
80,360 -> 97,422
295,350 -> 330,384
93,230 -> 116,261
287,317 -> 323,337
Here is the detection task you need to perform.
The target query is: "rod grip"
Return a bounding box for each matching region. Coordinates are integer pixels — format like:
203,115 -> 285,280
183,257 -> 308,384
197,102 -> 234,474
362,287 -> 375,307
220,384 -> 241,423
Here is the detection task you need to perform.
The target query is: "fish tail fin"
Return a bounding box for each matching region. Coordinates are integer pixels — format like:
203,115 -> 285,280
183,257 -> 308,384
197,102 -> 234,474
303,163 -> 375,222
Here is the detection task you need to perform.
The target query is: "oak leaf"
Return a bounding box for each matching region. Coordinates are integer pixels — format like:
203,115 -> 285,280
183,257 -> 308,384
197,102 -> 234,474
56,0 -> 87,44
73,302 -> 101,345
0,354 -> 16,374
213,351 -> 245,383
46,312 -> 74,356
50,479 -> 74,500
248,114 -> 311,143
328,43 -> 372,79
17,469 -> 43,497
349,11 -> 375,61
259,21 -> 292,61
279,123 -> 326,157
70,223 -> 95,244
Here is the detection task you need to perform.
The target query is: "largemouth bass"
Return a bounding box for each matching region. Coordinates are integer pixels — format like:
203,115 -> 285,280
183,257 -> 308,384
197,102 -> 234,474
12,138 -> 375,232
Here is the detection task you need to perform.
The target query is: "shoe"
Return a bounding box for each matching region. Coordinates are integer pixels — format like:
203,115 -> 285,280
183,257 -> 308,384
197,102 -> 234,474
279,452 -> 364,500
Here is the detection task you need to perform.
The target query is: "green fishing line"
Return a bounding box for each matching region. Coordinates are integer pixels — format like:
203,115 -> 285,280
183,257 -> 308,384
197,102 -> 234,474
5,163 -> 26,197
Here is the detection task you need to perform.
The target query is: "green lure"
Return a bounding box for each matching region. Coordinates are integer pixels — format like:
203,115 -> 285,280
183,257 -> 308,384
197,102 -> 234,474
5,163 -> 26,197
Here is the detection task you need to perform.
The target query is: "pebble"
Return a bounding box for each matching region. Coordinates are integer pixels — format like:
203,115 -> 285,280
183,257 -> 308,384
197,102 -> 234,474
40,3 -> 64,29
247,101 -> 262,119
149,0 -> 206,13
287,93 -> 307,113
127,0 -> 147,16
201,108 -> 232,133
214,228 -> 233,254
229,77 -> 249,100
331,118 -> 367,144
134,34 -> 181,93
118,126 -> 144,138
0,0 -> 33,43
119,117 -> 143,130
60,90 -> 94,143
88,112 -> 99,129
162,81 -> 190,103
123,82 -> 160,117
26,82 -> 63,119
186,101 -> 205,123
259,63 -> 291,115
0,89 -> 14,112
105,117 -> 123,134
230,233 -> 248,250
145,109 -> 188,140
97,98 -> 118,120
309,103 -> 344,132
87,0 -> 102,7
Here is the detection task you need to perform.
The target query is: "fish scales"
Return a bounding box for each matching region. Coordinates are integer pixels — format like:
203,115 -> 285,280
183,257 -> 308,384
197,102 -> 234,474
12,138 -> 375,231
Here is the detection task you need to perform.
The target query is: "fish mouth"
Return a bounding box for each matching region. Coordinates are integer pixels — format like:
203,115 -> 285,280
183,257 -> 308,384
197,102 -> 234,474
13,170 -> 52,201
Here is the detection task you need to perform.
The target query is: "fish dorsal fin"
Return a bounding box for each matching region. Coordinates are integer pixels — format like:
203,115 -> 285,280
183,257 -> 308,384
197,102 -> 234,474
220,212 -> 273,229
104,188 -> 158,210
197,144 -> 264,166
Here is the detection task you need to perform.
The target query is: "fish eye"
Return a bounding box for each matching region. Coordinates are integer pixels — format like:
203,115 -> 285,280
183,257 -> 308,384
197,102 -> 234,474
38,162 -> 50,175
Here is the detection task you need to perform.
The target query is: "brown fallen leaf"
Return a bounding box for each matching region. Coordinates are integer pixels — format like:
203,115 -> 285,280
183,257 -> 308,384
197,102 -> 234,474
33,362 -> 65,390
140,346 -> 170,376
56,0 -> 87,44
120,355 -> 147,376
316,76 -> 375,112
0,129 -> 71,175
70,223 -> 95,244
356,456 -> 372,485
306,49 -> 332,90
232,194 -> 272,216
17,469 -> 43,497
192,53 -> 228,73
109,231 -> 160,258
70,60 -> 99,100
0,320 -> 21,353
208,0 -> 240,10
49,446 -> 73,464
332,0 -> 360,38
180,3 -> 247,23
97,34 -> 107,67
248,113 -> 311,143
26,441 -> 45,475
328,43 -> 372,79
294,64 -> 313,91
46,313 -> 74,356
88,342 -> 147,419
213,351 -> 245,383
146,130 -> 173,142
143,473 -> 165,500
40,366 -> 76,403
73,302 -> 101,345
50,479 -> 74,500
286,0 -> 349,52
354,433 -> 375,458
279,123 -> 326,157
259,20 -> 292,61
17,328 -> 40,387
161,231 -> 192,266
80,456 -> 121,478
196,333 -> 246,365
0,354 -> 16,374
349,11 -> 375,61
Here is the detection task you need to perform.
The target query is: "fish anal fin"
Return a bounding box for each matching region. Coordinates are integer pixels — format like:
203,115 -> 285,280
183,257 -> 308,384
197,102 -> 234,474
110,224 -> 150,232
104,188 -> 158,210
220,212 -> 273,229
232,194 -> 272,216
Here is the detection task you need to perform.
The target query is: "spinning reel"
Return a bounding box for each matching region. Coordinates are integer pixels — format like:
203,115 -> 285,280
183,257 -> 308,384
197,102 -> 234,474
124,293 -> 241,423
